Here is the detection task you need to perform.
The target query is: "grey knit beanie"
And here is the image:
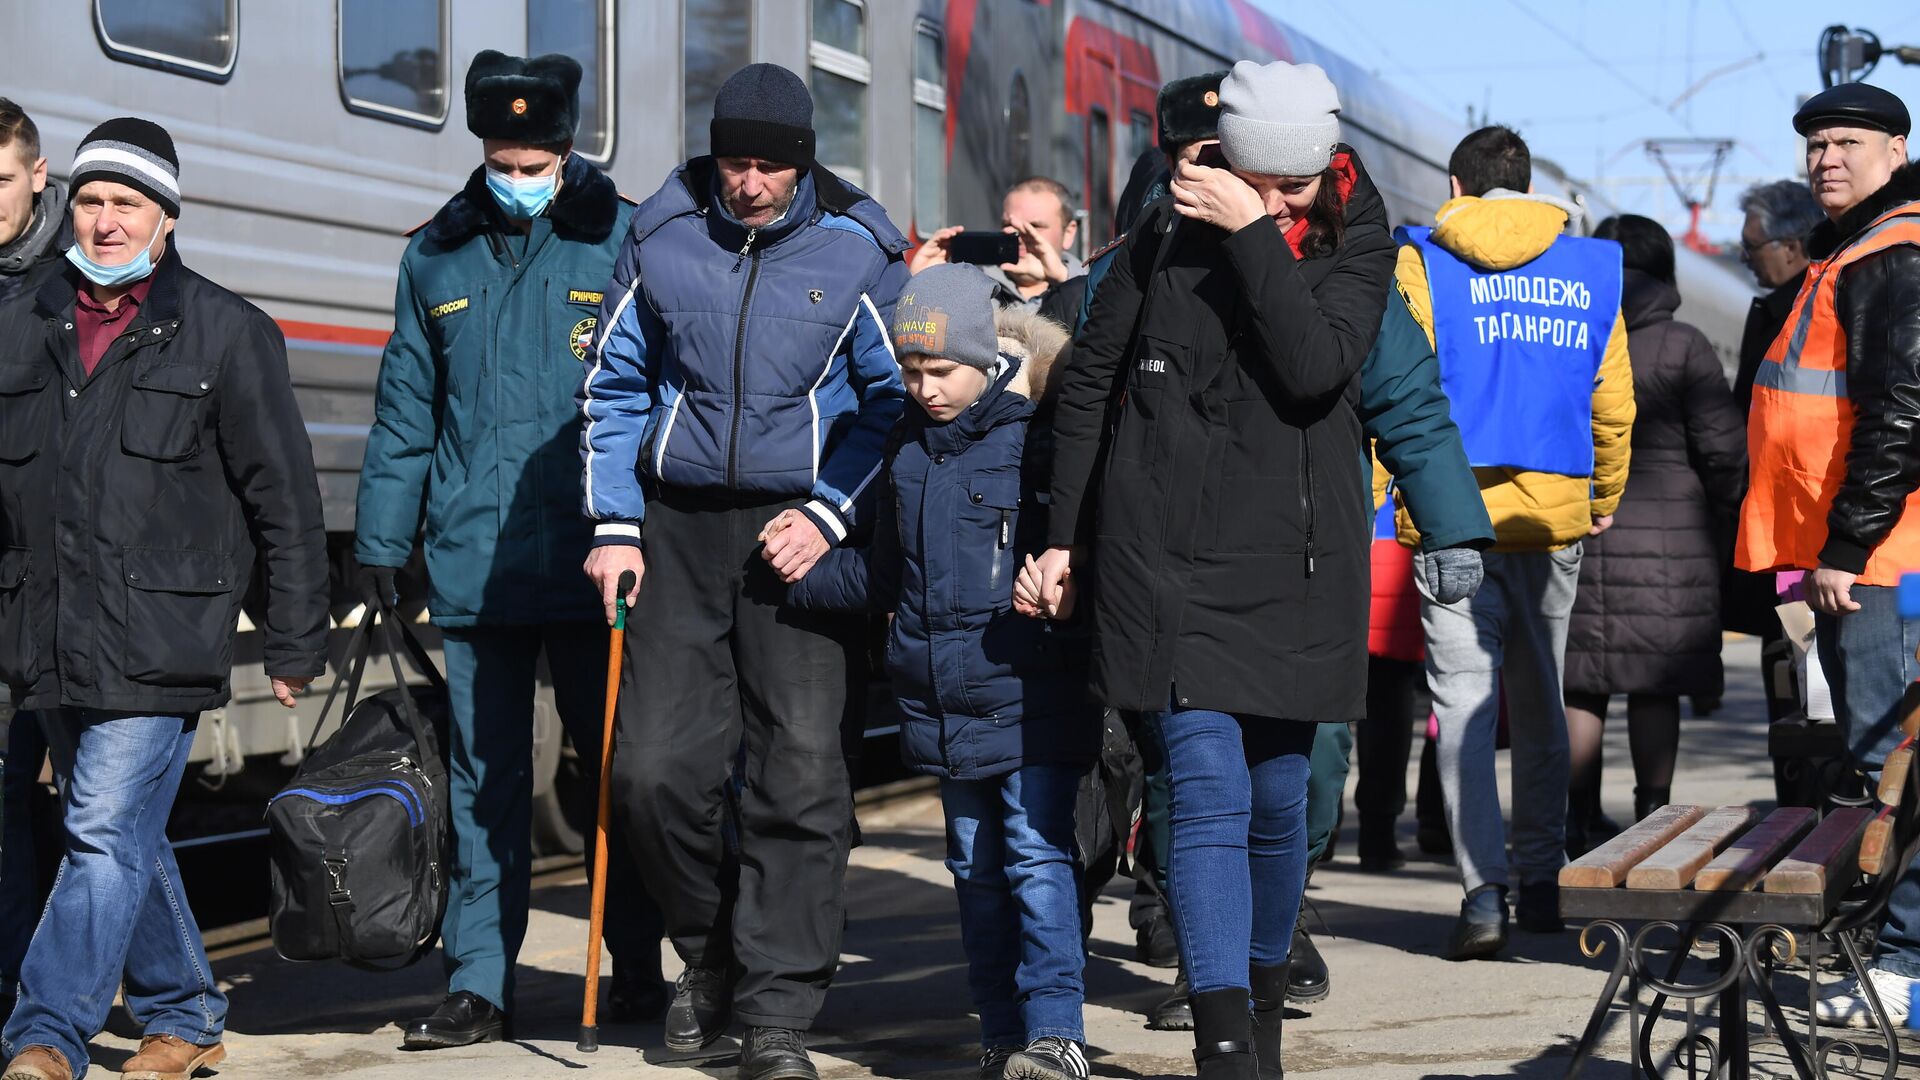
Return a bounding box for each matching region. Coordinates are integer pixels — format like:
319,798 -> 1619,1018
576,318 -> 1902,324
1216,60 -> 1341,176
892,264 -> 999,372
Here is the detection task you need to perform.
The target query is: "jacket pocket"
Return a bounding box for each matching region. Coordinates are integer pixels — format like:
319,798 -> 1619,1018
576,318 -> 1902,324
0,364 -> 52,463
0,547 -> 37,686
121,547 -> 236,688
964,475 -> 1022,611
122,364 -> 216,462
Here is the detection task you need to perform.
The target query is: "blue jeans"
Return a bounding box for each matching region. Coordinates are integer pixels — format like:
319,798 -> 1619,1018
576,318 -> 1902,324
2,710 -> 224,1076
1817,586 -> 1920,978
941,766 -> 1086,1049
439,623 -> 654,1011
1144,707 -> 1315,993
1,714 -> 48,995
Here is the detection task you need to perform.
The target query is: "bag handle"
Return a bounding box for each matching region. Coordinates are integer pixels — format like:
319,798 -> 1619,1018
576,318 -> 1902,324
304,595 -> 443,769
304,612 -> 376,753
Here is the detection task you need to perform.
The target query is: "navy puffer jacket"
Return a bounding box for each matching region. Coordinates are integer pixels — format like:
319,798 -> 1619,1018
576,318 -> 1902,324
790,309 -> 1099,779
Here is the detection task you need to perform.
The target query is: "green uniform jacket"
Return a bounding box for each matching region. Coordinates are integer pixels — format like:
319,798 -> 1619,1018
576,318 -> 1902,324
355,156 -> 633,626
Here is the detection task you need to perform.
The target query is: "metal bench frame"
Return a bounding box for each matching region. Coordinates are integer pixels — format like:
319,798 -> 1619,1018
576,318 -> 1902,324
1561,750 -> 1920,1079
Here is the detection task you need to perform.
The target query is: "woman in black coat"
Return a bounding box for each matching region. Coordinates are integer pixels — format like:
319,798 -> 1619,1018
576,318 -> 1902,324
1020,60 -> 1393,1079
1562,215 -> 1746,846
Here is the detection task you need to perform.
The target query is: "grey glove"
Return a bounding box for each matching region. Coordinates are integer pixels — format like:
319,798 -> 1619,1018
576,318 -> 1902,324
1425,546 -> 1484,606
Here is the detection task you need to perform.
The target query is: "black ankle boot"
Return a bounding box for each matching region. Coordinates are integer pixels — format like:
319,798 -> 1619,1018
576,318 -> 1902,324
1633,786 -> 1670,823
1190,988 -> 1258,1079
1250,964 -> 1287,1079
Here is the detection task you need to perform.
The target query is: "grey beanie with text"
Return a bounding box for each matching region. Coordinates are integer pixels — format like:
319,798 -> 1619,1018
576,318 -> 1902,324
1216,60 -> 1342,176
891,264 -> 999,372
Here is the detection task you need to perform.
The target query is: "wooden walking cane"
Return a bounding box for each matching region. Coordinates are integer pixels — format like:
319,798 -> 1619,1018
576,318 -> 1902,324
579,568 -> 636,1053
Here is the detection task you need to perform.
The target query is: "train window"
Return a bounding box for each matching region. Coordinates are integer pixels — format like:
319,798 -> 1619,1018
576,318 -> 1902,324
95,0 -> 237,80
912,21 -> 946,232
1127,110 -> 1154,169
1086,107 -> 1112,251
810,0 -> 870,187
527,0 -> 615,163
1006,72 -> 1032,183
684,0 -> 751,159
339,0 -> 449,126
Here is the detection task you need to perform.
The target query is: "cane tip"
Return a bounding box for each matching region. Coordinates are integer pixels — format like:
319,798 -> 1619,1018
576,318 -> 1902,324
577,1025 -> 599,1053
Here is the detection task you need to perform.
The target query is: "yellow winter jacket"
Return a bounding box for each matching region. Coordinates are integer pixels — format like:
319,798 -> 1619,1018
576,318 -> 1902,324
1387,193 -> 1636,552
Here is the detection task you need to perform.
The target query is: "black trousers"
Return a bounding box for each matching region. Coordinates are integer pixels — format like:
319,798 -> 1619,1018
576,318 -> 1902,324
1355,656 -> 1430,835
612,490 -> 862,1029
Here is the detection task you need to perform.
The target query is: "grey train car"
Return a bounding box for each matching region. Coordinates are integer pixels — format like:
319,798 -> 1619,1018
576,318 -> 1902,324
2,0 -> 1758,847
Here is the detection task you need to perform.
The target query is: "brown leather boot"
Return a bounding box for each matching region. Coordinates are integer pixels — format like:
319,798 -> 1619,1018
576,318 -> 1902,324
120,1035 -> 226,1080
1,1046 -> 72,1080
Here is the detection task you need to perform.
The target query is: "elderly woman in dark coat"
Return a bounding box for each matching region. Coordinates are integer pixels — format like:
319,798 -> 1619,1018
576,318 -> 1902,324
1562,214 -> 1746,850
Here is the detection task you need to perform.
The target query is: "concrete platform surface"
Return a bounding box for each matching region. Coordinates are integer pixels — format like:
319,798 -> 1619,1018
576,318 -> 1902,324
75,639 -> 1920,1077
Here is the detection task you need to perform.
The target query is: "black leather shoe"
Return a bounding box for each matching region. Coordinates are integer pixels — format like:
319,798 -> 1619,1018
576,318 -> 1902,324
740,1027 -> 817,1080
402,991 -> 507,1049
607,966 -> 672,1023
1145,968 -> 1194,1030
664,966 -> 732,1052
1250,963 -> 1287,1079
1444,884 -> 1508,961
1515,880 -> 1564,933
1285,923 -> 1329,1004
1136,914 -> 1180,968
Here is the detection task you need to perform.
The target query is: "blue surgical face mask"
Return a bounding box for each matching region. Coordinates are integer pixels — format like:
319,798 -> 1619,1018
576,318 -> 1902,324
485,160 -> 562,220
66,218 -> 166,288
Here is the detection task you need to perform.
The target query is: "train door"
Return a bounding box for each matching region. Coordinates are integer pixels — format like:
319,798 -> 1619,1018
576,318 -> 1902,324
1064,16 -> 1159,252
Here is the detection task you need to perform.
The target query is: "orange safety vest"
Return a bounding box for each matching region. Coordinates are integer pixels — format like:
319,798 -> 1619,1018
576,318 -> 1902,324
1737,199 -> 1920,586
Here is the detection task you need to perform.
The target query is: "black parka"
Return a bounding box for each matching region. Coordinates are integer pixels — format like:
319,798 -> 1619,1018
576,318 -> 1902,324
0,249 -> 329,713
1047,159 -> 1396,722
1564,271 -> 1747,698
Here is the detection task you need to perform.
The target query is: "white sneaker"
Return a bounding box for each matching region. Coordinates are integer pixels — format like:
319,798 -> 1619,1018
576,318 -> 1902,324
1813,966 -> 1916,1029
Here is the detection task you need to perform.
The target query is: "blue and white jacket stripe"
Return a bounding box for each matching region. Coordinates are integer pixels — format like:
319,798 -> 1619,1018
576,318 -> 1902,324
578,159 -> 910,547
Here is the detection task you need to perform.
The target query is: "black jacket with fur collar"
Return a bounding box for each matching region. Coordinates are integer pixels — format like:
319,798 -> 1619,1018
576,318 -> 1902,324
1815,162 -> 1920,574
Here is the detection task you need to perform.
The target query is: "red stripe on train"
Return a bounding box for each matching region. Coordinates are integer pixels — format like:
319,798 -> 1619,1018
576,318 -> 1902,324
277,319 -> 389,348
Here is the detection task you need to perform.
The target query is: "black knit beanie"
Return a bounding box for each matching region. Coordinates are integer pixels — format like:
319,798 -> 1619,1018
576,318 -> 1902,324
70,117 -> 180,217
710,63 -> 815,169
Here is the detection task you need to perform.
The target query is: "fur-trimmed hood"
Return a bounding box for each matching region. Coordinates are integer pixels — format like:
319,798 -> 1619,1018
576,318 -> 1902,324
997,306 -> 1070,402
1808,160 -> 1920,260
422,153 -> 624,246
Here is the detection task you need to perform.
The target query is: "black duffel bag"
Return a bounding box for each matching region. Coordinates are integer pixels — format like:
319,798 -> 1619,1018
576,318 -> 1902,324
267,596 -> 449,970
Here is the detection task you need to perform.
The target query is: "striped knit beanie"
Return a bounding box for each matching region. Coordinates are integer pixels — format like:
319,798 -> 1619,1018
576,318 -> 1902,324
69,118 -> 180,217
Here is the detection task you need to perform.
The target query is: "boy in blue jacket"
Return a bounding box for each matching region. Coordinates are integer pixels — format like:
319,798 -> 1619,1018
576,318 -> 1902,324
787,265 -> 1098,1080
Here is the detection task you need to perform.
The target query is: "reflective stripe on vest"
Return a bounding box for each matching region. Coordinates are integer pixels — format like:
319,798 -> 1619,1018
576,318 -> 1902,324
1397,226 -> 1622,477
1736,200 -> 1920,585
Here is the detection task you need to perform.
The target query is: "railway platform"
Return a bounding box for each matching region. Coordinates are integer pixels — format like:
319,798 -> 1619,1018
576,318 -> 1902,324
72,640 -> 1920,1077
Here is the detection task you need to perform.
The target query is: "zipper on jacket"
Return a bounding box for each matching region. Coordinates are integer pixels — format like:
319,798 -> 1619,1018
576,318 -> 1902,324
990,510 -> 1011,596
726,244 -> 765,489
1301,430 -> 1317,578
731,226 -> 758,273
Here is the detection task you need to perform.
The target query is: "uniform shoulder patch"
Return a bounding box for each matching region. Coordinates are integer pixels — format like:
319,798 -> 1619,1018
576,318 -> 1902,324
1086,231 -> 1129,263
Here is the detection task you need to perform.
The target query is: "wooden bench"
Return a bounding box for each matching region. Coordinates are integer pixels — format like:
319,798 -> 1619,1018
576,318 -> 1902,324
1561,688 -> 1920,1079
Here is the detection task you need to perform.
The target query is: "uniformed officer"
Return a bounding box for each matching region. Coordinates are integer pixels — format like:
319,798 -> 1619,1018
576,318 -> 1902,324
354,50 -> 664,1048
1737,80 -> 1920,1029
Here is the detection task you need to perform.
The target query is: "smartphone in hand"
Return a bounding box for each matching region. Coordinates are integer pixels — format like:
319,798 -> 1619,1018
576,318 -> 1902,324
946,230 -> 1021,266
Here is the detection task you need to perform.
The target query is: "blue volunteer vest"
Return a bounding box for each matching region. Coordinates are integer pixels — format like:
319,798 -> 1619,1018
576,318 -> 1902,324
1397,226 -> 1622,477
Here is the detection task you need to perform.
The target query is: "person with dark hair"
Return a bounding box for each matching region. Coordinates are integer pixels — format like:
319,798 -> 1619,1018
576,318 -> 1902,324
1070,69 -> 1492,1024
911,175 -> 1084,322
1023,58 -> 1405,1079
1560,214 -> 1746,852
354,50 -> 666,1049
0,97 -> 69,1032
1387,124 -> 1636,959
1447,125 -> 1532,199
580,62 -> 909,1077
